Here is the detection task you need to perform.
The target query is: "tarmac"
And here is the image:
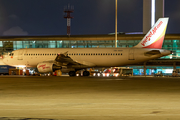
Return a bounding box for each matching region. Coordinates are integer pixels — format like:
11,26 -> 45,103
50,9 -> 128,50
0,76 -> 180,120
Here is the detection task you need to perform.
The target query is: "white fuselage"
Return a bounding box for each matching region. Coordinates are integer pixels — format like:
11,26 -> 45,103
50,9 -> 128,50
2,48 -> 171,68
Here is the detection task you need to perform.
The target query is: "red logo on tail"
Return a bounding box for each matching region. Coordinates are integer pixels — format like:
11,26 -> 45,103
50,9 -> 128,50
141,21 -> 163,46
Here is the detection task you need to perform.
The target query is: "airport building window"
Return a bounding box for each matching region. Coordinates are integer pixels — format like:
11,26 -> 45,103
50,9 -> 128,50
1,38 -> 180,59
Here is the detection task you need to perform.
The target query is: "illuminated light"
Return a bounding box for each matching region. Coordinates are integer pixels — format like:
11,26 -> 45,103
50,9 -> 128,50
103,73 -> 105,77
97,73 -> 100,76
151,0 -> 155,27
165,69 -> 173,73
114,73 -> 119,77
76,74 -> 79,76
107,73 -> 109,77
23,69 -> 26,72
170,55 -> 172,59
93,73 -> 96,76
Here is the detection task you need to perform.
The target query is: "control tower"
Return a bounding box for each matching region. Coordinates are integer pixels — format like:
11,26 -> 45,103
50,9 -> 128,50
64,4 -> 74,36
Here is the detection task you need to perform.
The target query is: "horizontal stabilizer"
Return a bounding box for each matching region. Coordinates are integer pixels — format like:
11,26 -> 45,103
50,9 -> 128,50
144,50 -> 161,56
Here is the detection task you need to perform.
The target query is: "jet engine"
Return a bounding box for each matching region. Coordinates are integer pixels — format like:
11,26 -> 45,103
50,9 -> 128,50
37,63 -> 61,73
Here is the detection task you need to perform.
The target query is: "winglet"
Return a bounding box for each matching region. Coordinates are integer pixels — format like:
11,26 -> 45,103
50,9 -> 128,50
134,18 -> 169,49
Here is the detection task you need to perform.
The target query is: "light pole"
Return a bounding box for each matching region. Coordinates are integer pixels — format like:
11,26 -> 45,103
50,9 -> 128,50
115,0 -> 117,48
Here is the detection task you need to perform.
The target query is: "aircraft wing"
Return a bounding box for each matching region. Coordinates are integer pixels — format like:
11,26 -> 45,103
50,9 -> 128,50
41,52 -> 95,67
55,53 -> 80,65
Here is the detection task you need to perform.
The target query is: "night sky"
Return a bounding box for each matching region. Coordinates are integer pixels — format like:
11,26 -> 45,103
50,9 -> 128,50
0,0 -> 179,36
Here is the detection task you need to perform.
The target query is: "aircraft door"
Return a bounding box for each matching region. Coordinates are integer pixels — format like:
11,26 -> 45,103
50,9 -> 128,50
18,50 -> 24,60
128,49 -> 134,60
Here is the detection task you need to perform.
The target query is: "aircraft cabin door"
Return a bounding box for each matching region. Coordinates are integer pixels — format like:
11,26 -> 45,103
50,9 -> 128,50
128,49 -> 134,60
18,50 -> 24,60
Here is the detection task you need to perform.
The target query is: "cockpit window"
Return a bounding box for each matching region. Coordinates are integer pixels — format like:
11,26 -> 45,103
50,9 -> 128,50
9,53 -> 14,56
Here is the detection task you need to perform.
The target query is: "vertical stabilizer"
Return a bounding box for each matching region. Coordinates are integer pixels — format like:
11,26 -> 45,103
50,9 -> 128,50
134,18 -> 169,49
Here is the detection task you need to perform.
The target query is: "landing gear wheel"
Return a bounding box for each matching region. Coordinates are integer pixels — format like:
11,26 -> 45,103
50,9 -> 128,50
69,71 -> 76,77
83,71 -> 90,76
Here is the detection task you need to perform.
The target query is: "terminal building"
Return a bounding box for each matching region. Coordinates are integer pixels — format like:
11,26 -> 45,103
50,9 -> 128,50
0,33 -> 180,75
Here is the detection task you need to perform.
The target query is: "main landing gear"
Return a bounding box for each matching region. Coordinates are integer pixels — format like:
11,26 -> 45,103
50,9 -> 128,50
68,71 -> 90,77
69,71 -> 76,77
83,71 -> 90,76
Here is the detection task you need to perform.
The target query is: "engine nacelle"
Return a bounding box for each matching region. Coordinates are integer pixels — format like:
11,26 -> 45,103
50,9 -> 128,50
37,63 -> 76,73
37,63 -> 60,73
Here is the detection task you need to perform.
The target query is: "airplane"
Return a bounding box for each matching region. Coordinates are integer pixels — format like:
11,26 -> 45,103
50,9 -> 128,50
2,18 -> 171,76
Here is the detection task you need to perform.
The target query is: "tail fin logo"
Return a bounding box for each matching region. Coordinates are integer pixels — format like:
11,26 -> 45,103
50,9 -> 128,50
134,17 -> 169,49
141,21 -> 163,46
